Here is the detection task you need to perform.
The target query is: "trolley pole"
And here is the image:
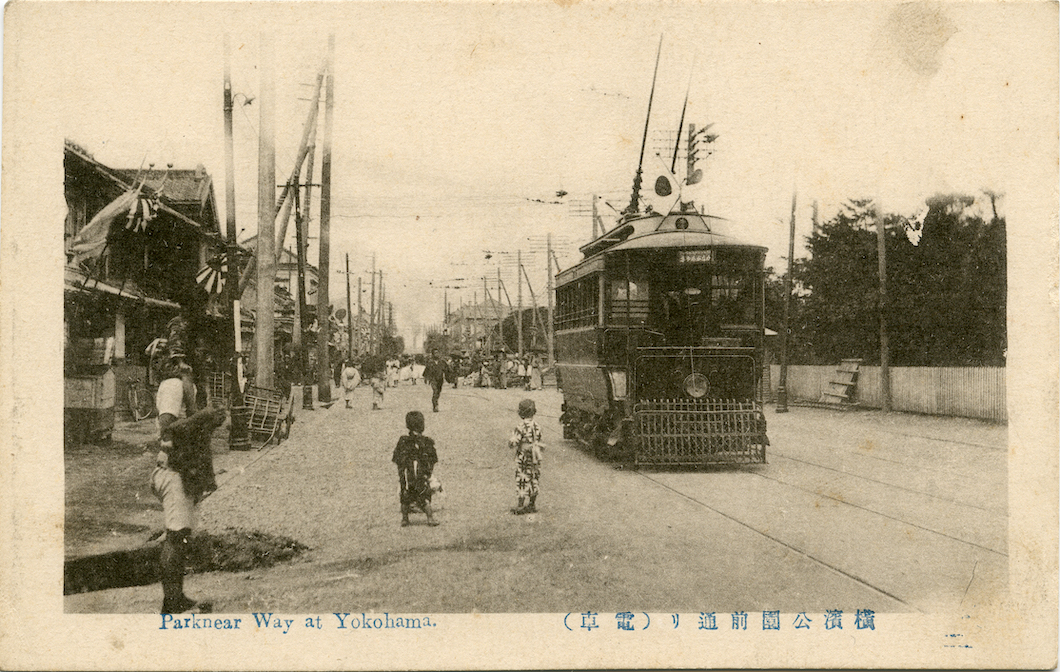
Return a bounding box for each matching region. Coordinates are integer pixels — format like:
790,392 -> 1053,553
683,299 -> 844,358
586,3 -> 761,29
776,189 -> 797,413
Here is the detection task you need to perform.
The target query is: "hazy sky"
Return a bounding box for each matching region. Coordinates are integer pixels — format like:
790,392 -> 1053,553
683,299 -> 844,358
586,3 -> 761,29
51,2 -> 1052,348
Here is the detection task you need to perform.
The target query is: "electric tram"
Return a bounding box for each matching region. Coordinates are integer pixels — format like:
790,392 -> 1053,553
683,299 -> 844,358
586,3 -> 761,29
555,207 -> 769,466
554,43 -> 769,467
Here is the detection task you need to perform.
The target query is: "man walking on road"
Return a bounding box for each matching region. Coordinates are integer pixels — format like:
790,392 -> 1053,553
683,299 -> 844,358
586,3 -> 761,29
423,348 -> 447,412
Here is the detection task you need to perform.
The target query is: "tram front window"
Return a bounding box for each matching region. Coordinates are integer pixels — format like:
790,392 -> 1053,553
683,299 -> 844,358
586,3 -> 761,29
658,272 -> 754,344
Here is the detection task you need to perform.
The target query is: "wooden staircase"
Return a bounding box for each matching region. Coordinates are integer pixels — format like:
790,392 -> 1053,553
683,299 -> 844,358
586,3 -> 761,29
819,358 -> 861,405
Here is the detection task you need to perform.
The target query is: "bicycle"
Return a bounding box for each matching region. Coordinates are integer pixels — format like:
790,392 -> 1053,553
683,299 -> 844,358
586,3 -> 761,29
128,380 -> 157,421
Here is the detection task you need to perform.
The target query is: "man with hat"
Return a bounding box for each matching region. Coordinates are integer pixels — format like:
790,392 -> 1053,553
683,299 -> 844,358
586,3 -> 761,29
151,347 -> 225,614
423,348 -> 448,413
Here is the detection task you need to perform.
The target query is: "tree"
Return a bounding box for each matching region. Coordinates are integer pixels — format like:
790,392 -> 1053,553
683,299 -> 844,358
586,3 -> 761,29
779,194 -> 1006,367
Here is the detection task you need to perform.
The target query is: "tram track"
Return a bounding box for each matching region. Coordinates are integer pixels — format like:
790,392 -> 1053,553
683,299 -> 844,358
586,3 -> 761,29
635,471 -> 917,612
766,449 -> 1004,516
747,462 -> 1006,557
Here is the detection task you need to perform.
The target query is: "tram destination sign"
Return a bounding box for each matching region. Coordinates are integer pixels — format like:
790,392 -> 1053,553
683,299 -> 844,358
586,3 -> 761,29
677,250 -> 713,264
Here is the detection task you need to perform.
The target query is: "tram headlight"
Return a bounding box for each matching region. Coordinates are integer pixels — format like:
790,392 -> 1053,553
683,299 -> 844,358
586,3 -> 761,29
683,372 -> 709,398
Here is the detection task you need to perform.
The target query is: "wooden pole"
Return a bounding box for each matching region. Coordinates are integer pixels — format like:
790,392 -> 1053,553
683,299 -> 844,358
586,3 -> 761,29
274,70 -> 324,257
517,249 -> 523,358
776,189 -> 797,413
292,182 -> 304,372
254,31 -> 276,390
345,254 -> 353,359
369,257 -> 376,355
497,267 -> 504,349
876,202 -> 891,412
357,276 -> 363,354
546,233 -> 555,368
315,35 -> 335,402
223,34 -> 249,449
295,122 -> 316,383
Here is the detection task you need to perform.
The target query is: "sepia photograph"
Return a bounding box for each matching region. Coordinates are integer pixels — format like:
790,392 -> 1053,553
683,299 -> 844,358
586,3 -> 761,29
1,1 -> 1056,669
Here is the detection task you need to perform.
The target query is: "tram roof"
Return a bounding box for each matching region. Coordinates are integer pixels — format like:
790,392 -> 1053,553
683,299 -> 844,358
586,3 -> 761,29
577,212 -> 766,258
558,212 -> 766,285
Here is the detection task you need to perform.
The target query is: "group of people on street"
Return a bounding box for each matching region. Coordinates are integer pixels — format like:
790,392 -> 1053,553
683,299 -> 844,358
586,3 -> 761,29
150,327 -> 548,614
467,351 -> 543,390
390,397 -> 545,527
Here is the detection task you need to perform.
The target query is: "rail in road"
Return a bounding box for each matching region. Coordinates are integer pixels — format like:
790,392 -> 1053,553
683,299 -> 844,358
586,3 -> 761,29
66,384 -> 1006,615
474,388 -> 1007,614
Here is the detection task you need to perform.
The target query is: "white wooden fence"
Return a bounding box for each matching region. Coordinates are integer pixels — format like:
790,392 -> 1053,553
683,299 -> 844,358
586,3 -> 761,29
770,365 -> 1007,422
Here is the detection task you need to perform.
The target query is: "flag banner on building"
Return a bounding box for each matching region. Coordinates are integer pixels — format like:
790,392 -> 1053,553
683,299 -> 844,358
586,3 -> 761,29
125,194 -> 160,233
67,187 -> 141,264
196,252 -> 229,294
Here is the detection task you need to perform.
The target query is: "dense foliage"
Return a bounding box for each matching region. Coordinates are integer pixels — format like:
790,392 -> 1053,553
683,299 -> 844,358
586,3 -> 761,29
769,194 -> 1006,367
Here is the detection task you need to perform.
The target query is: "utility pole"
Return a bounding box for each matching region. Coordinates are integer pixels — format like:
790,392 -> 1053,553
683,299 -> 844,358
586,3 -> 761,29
497,268 -> 504,349
546,233 -> 555,368
876,202 -> 891,412
591,195 -> 600,238
369,257 -> 376,355
357,276 -> 363,354
776,189 -> 797,413
296,119 -> 317,385
345,254 -> 353,360
379,270 -> 385,349
316,34 -> 335,402
516,249 -> 523,358
255,31 -> 277,390
222,34 -> 249,449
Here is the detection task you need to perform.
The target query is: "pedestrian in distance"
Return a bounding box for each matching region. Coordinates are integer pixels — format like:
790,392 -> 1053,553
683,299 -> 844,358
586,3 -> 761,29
509,398 -> 545,515
341,359 -> 361,409
151,350 -> 227,614
423,348 -> 447,412
392,411 -> 439,527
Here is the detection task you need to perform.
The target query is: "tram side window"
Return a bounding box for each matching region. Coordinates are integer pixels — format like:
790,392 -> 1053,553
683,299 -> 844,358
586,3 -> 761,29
556,275 -> 599,329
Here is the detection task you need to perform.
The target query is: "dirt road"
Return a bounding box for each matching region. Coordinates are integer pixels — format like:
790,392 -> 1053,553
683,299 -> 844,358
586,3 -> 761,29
65,383 -> 1006,614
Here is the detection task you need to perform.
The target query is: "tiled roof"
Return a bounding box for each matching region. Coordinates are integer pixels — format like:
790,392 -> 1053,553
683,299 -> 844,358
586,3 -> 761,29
112,167 -> 212,205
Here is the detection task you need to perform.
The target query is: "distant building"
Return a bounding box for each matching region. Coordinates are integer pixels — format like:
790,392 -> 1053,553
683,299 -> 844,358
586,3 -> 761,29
444,297 -> 511,352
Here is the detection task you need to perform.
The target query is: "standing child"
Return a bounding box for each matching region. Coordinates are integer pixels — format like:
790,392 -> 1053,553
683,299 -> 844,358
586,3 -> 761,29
509,399 -> 545,515
341,360 -> 361,409
392,411 -> 439,527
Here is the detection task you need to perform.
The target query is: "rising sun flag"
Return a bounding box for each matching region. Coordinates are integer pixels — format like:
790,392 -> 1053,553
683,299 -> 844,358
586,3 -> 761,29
67,180 -> 160,264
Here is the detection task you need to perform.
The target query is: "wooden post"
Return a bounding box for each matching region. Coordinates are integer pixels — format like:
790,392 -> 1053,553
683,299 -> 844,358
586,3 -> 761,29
294,121 -> 316,384
254,31 -> 276,390
876,202 -> 891,412
369,257 -> 376,355
776,189 -> 797,413
222,33 -> 248,448
316,35 -> 334,402
517,249 -> 523,358
274,70 -> 324,257
345,254 -> 353,360
546,233 -> 555,368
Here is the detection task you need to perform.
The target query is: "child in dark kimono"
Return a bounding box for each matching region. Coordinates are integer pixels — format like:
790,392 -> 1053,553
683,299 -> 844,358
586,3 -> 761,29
392,411 -> 439,527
